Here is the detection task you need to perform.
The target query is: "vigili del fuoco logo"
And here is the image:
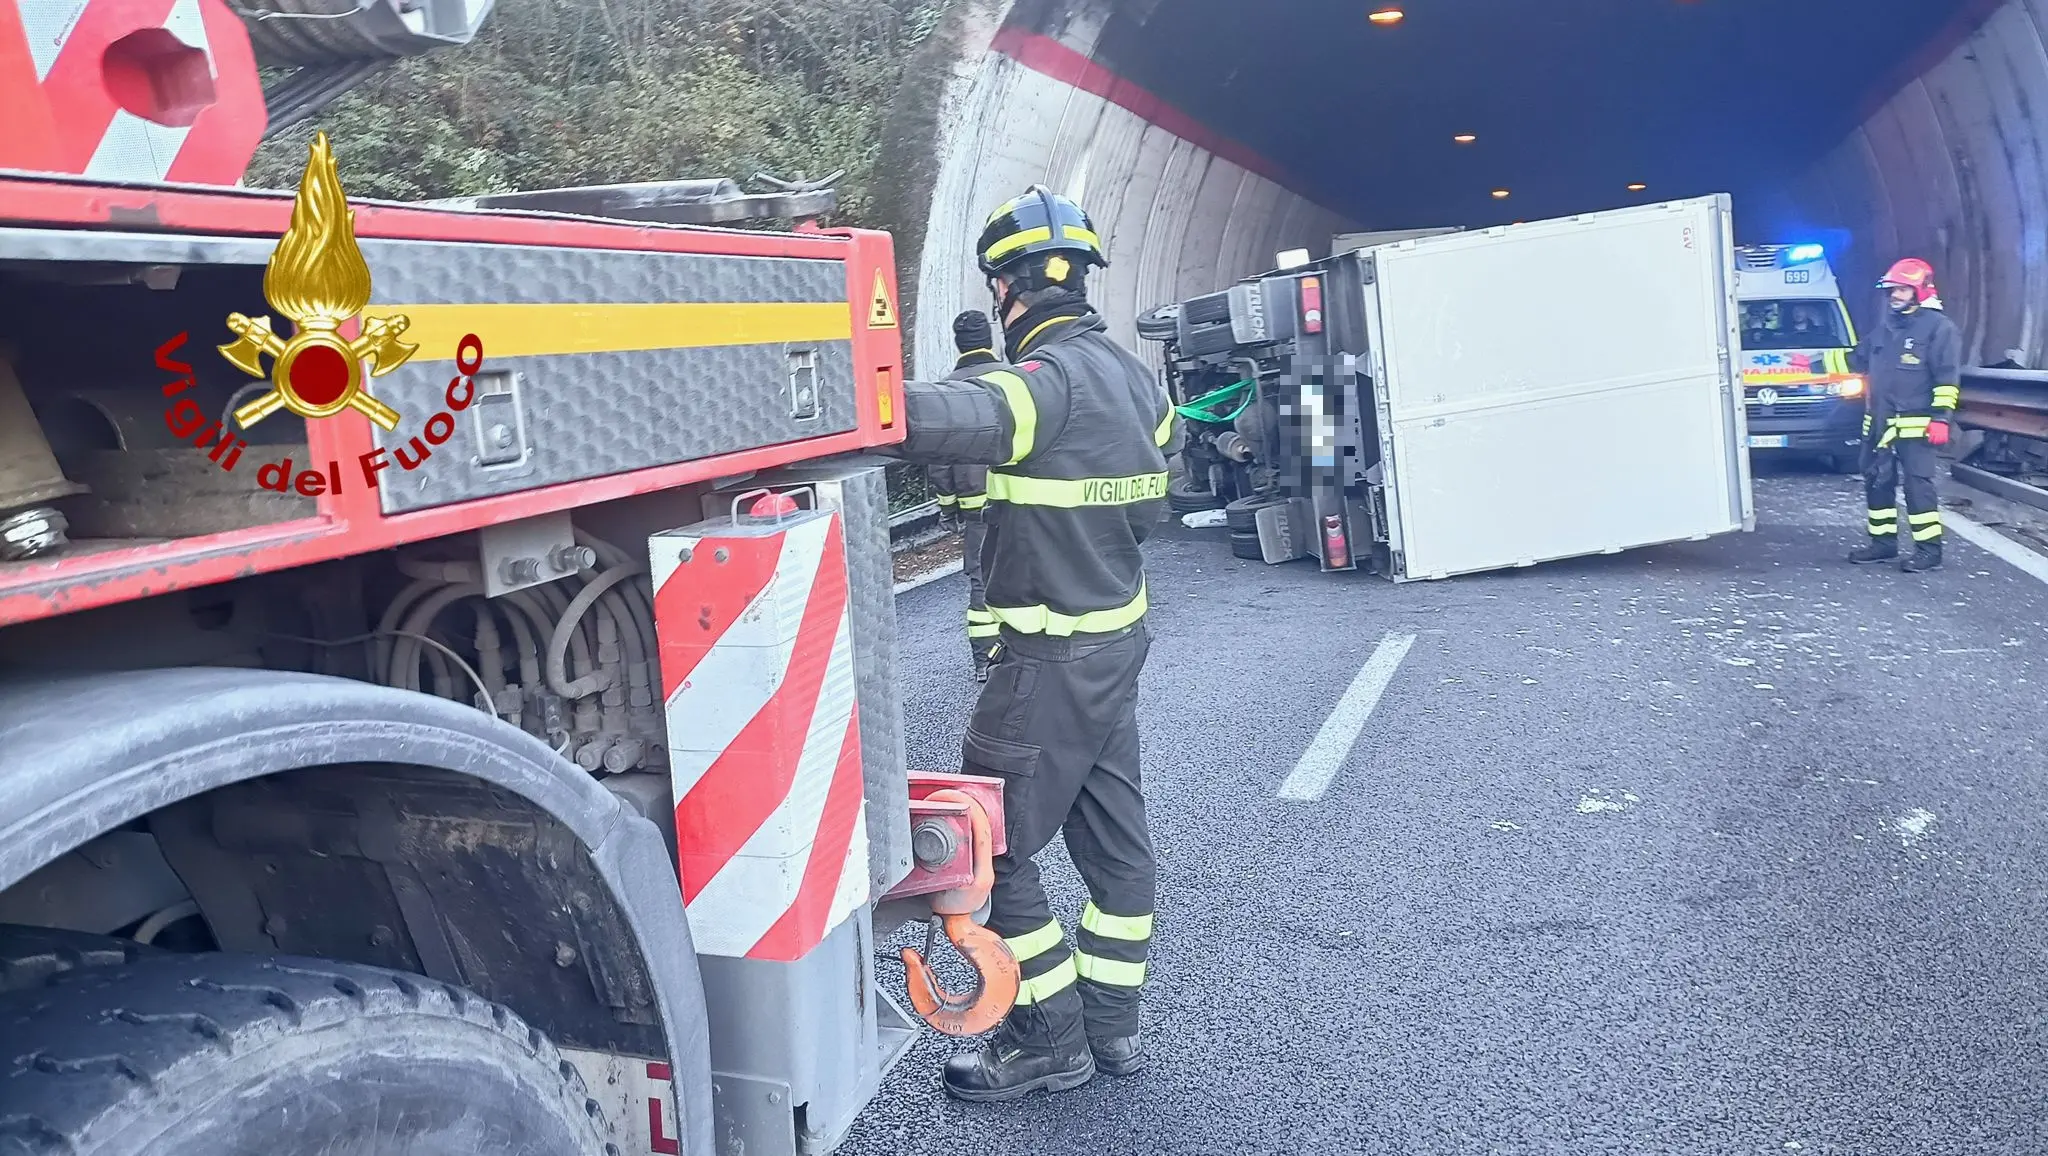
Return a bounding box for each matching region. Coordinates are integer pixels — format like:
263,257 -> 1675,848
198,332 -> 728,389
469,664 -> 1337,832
153,131 -> 487,496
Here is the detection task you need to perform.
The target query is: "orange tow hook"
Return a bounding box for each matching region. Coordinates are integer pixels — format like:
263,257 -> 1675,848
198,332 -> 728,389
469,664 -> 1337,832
897,788 -> 1019,1036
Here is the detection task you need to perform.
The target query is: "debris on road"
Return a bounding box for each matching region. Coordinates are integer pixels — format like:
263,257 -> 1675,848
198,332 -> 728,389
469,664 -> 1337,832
1576,789 -> 1641,815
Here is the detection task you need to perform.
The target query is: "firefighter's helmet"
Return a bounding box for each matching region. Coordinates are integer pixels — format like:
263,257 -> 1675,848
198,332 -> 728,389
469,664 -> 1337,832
1877,257 -> 1941,308
975,186 -> 1108,282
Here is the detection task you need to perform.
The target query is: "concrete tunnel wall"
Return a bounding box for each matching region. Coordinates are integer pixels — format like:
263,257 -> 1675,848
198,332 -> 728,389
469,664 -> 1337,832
1787,0 -> 2046,366
873,0 -> 1356,380
878,0 -> 2047,383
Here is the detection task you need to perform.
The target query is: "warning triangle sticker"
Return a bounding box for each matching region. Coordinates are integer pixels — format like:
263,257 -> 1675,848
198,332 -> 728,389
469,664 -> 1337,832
868,269 -> 899,329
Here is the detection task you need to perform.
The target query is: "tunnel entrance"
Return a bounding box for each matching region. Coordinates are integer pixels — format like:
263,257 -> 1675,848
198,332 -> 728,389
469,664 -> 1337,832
889,0 -> 2032,376
1086,0 -> 1968,232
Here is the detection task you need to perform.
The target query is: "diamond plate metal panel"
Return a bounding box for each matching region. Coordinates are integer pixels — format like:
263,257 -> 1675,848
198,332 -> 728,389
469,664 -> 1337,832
360,239 -> 845,304
370,341 -> 860,513
704,457 -> 910,896
352,238 -> 859,513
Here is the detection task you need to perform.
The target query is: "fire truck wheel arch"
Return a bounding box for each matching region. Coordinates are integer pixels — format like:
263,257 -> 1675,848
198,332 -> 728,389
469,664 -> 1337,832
0,666 -> 714,1156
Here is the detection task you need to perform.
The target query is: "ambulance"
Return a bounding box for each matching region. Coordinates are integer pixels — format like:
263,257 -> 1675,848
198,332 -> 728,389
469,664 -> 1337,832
1734,243 -> 1866,472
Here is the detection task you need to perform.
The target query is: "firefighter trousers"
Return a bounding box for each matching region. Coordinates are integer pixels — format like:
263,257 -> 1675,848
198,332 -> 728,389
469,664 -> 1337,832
961,509 -> 996,664
1861,416 -> 1943,545
960,623 -> 1154,1054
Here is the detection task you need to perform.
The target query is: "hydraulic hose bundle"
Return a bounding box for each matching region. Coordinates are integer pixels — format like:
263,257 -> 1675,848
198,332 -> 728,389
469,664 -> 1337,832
372,530 -> 665,775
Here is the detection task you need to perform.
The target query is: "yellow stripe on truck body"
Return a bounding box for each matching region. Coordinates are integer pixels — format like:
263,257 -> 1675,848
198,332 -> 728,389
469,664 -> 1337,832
376,301 -> 853,361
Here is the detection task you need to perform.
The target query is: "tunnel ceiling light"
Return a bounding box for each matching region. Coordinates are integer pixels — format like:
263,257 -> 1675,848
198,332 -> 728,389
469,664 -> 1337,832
1454,134 -> 1477,144
1369,7 -> 1404,24
1627,182 -> 1648,191
1491,189 -> 1511,199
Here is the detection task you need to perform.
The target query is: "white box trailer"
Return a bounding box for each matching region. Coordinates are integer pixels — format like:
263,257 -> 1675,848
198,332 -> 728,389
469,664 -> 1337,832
1330,226 -> 1461,257
1157,195 -> 1754,581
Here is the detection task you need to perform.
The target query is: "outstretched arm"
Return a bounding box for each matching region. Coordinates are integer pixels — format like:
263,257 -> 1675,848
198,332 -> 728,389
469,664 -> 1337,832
890,359 -> 1074,467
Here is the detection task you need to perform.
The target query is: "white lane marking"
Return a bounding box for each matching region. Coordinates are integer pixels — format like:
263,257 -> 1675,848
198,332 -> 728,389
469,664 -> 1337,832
1945,510 -> 2048,586
1277,632 -> 1417,802
893,559 -> 964,595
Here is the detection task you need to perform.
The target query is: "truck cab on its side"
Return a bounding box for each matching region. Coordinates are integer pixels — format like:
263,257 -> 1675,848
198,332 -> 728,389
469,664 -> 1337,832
1734,243 -> 1866,473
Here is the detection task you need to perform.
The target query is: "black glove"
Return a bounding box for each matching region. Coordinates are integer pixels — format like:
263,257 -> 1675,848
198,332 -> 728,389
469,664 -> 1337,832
953,310 -> 993,355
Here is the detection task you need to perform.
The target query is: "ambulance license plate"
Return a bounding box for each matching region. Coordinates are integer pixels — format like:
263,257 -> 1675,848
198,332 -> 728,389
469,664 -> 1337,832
1748,435 -> 1790,448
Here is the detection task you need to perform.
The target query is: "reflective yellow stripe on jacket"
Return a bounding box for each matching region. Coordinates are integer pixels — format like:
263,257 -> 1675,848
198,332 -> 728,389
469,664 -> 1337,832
979,370 -> 1037,465
988,583 -> 1149,638
1877,415 -> 1933,448
985,470 -> 1169,508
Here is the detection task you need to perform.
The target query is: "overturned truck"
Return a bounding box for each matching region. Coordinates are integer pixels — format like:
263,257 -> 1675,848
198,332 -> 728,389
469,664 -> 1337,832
1146,196 -> 1758,581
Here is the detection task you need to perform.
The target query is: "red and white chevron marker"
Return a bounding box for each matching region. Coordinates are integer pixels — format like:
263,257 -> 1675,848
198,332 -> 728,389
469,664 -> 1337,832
649,503 -> 870,962
1,0 -> 265,183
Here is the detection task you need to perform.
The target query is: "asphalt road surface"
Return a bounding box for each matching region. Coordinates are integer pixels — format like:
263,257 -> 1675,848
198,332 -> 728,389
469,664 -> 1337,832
844,468 -> 2048,1156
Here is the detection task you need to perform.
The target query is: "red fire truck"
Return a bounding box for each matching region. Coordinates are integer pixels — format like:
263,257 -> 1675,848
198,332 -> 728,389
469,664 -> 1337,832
0,3 -> 1012,1153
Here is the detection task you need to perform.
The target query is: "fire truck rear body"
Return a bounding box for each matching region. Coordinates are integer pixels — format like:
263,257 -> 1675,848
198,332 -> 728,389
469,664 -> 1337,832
0,3 -> 999,1153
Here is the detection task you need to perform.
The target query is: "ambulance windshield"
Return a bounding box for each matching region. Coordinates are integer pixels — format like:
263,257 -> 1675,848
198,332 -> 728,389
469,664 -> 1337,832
1739,299 -> 1850,350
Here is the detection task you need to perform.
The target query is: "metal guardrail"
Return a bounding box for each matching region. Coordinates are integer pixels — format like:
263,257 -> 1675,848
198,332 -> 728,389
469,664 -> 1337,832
887,500 -> 945,553
429,179 -> 839,227
1956,366 -> 2048,512
1958,366 -> 2048,441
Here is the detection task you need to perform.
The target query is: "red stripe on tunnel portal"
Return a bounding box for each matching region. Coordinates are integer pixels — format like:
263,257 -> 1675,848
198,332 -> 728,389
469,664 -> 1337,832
987,26 -> 1326,208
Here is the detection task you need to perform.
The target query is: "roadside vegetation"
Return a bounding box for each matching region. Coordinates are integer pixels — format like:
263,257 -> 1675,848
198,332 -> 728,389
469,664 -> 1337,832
249,0 -> 948,511
251,0 -> 944,220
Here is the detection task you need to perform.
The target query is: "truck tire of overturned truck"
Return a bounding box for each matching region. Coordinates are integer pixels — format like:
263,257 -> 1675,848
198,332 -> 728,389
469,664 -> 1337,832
1168,475 -> 1225,513
0,928 -> 620,1156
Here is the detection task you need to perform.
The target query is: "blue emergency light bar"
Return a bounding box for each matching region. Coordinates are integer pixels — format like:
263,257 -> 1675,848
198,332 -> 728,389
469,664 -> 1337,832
1785,243 -> 1825,264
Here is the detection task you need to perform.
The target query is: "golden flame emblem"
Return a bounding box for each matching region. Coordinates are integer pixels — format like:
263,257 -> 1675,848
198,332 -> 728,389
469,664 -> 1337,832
218,132 -> 416,431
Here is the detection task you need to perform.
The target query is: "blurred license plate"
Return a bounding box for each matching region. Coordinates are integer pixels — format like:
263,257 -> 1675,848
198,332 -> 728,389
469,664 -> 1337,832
1748,435 -> 1790,448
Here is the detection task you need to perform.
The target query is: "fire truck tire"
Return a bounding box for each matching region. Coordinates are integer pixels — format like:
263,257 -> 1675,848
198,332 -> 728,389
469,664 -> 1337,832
0,668 -> 713,1156
0,948 -> 622,1156
1168,476 -> 1225,513
0,923 -> 159,997
1229,530 -> 1265,560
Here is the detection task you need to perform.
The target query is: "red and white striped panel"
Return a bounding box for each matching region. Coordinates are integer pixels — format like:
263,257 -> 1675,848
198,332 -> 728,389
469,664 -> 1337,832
2,0 -> 266,183
649,508 -> 870,962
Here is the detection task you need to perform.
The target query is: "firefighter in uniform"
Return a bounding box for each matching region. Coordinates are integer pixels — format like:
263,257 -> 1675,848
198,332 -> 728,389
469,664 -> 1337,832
1847,257 -> 1963,572
883,186 -> 1178,1101
928,311 -> 1002,681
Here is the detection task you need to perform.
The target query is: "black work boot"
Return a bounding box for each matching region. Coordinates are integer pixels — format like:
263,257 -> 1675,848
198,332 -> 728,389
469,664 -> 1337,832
1089,1033 -> 1145,1077
1901,540 -> 1943,572
941,1006 -> 1094,1103
1848,537 -> 1899,565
